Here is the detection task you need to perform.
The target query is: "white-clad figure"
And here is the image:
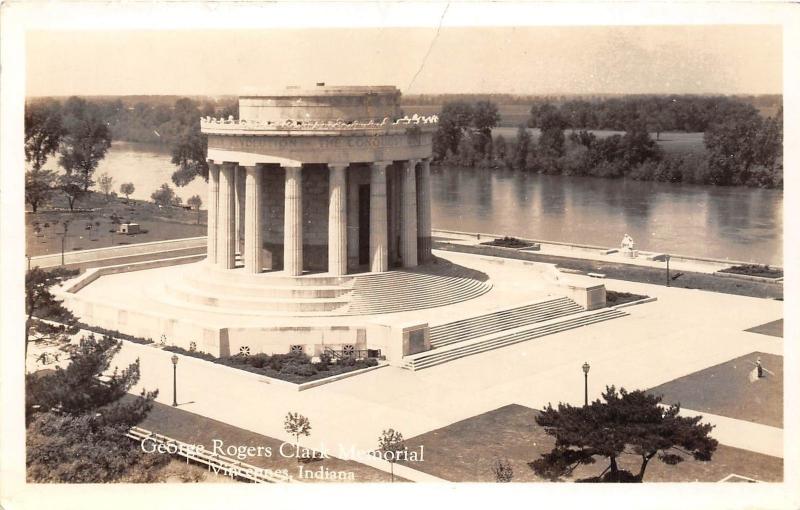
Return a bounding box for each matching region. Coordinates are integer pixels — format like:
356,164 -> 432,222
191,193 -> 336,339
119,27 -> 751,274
620,234 -> 637,258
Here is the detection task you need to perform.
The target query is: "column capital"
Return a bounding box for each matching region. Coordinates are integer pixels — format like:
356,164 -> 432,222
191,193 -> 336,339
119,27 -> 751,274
328,163 -> 350,171
372,160 -> 393,169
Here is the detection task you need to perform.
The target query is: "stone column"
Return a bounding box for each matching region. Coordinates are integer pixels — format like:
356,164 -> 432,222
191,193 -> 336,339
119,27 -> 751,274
243,165 -> 263,274
369,161 -> 390,273
217,162 -> 237,269
416,158 -> 433,263
206,163 -> 220,265
346,170 -> 360,269
235,166 -> 245,255
283,165 -> 303,276
400,160 -> 418,267
328,164 -> 348,276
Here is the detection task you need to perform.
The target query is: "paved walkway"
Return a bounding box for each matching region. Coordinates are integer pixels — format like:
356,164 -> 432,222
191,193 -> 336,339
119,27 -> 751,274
433,229 -> 768,274
677,408 -> 783,458
96,252 -> 783,469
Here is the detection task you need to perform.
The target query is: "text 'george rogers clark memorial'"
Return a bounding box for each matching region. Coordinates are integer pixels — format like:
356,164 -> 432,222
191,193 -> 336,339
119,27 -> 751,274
59,85 -> 613,370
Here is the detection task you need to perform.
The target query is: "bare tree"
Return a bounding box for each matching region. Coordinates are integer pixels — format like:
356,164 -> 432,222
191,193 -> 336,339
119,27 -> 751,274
97,173 -> 114,201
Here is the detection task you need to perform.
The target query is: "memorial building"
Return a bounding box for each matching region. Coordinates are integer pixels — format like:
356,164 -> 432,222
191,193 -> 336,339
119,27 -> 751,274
200,84 -> 437,275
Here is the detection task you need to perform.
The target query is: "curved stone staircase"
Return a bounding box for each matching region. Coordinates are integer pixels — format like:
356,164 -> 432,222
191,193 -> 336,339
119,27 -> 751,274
148,260 -> 491,317
346,263 -> 492,315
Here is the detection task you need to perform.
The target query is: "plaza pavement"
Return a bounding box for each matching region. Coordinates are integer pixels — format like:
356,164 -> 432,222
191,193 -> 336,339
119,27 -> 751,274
94,250 -> 783,482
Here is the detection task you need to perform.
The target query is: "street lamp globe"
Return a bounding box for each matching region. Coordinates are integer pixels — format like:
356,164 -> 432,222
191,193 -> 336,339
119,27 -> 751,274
171,354 -> 179,366
582,361 -> 590,374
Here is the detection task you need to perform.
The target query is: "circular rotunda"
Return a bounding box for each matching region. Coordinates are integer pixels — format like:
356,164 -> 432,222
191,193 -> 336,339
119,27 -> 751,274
200,84 -> 438,276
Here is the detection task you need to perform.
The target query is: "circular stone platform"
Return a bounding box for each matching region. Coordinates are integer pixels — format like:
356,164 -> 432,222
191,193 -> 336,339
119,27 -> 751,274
151,257 -> 492,317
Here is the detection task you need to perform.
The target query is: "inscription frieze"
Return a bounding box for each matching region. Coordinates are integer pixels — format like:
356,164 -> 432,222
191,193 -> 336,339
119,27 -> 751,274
210,134 -> 422,152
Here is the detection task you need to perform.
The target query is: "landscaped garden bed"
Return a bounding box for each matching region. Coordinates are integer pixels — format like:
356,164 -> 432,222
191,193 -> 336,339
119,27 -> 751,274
605,290 -> 649,307
162,346 -> 379,384
480,236 -> 535,249
719,264 -> 783,279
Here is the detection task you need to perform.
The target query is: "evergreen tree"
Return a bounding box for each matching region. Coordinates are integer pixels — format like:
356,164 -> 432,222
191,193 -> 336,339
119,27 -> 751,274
532,386 -> 717,483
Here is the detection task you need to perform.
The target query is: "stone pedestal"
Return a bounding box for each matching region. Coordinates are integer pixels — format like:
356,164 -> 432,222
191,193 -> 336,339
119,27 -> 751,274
207,164 -> 220,265
283,166 -> 303,276
328,164 -> 348,276
218,163 -> 237,269
370,162 -> 390,273
400,160 -> 418,267
244,165 -> 263,274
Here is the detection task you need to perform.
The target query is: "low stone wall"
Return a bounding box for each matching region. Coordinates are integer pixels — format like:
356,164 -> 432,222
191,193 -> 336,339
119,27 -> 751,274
31,237 -> 207,269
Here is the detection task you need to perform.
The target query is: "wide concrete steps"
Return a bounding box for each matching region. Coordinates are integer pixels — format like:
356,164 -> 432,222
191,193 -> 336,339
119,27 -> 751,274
160,279 -> 351,312
402,307 -> 628,371
346,270 -> 492,315
429,297 -> 584,348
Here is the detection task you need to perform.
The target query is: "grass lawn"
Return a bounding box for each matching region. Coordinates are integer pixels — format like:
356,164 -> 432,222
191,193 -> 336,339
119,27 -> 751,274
401,404 -> 782,483
648,352 -> 783,428
135,400 -> 403,483
745,319 -> 783,338
26,191 -> 206,257
436,242 -> 783,300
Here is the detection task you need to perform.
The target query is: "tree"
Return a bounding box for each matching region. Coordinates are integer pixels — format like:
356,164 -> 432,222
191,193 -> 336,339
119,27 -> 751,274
433,101 -> 474,160
283,412 -> 311,462
377,428 -> 406,482
25,100 -> 64,172
532,386 -> 718,483
150,183 -> 179,207
170,98 -> 209,187
25,267 -> 79,358
25,168 -> 57,213
26,334 -> 163,482
472,100 -> 501,158
493,135 -> 508,163
492,458 -> 514,482
622,120 -> 663,170
58,96 -> 112,191
58,172 -> 87,211
187,195 -> 203,224
97,173 -> 114,200
119,182 -> 135,203
513,125 -> 532,170
532,103 -> 568,158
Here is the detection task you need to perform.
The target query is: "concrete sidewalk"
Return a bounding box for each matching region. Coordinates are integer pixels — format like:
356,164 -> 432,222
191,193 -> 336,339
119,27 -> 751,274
678,407 -> 783,458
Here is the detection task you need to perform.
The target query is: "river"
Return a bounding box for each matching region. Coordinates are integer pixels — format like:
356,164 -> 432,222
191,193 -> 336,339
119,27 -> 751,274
95,142 -> 783,265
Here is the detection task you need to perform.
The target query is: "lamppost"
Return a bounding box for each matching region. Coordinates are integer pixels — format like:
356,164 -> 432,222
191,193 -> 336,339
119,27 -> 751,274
60,220 -> 70,266
582,362 -> 591,406
665,254 -> 671,287
171,354 -> 179,407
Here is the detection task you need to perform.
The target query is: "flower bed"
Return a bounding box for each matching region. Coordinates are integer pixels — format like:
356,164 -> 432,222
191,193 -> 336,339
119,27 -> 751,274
720,264 -> 783,279
161,347 -> 378,384
480,236 -> 535,249
605,290 -> 649,307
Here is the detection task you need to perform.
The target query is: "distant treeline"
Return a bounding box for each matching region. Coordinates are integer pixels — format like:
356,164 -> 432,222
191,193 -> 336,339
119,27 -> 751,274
432,96 -> 783,188
27,95 -> 238,146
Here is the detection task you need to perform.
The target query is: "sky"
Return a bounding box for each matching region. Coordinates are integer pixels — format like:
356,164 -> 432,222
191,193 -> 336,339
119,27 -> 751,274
26,25 -> 782,97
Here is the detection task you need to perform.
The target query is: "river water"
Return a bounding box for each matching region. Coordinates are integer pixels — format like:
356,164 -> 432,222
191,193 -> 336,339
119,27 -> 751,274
96,142 -> 783,265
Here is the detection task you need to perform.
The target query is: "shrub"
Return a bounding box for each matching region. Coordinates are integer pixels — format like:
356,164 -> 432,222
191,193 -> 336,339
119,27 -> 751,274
162,345 -> 215,361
